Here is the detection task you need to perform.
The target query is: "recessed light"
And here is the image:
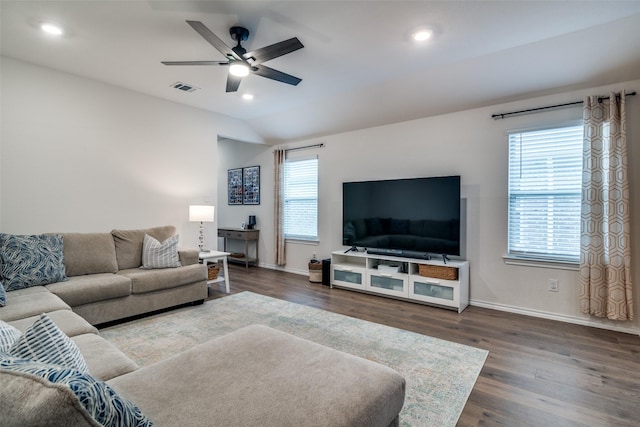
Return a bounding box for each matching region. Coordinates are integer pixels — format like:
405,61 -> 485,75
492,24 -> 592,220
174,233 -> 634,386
41,23 -> 64,36
412,29 -> 433,42
242,93 -> 254,100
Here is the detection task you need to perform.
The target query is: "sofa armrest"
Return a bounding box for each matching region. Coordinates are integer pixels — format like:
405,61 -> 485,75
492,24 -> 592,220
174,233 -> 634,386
178,248 -> 200,266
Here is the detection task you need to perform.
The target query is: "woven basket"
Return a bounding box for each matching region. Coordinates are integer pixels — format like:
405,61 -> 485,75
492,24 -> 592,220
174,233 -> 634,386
207,265 -> 220,280
308,261 -> 322,270
418,264 -> 458,280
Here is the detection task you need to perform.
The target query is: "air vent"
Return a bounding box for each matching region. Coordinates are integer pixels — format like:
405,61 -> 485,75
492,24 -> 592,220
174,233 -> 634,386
171,82 -> 199,93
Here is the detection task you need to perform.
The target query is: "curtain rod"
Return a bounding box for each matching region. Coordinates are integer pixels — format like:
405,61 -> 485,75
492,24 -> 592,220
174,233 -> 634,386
491,91 -> 636,120
276,143 -> 325,153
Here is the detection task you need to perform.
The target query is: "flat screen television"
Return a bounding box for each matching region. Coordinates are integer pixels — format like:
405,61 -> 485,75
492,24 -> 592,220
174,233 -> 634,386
342,175 -> 461,259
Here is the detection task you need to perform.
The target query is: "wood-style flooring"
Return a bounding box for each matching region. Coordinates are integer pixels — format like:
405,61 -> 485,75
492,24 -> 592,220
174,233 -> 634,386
207,264 -> 640,427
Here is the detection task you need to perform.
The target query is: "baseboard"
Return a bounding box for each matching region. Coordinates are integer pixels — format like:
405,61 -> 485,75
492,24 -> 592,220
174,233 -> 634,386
257,262 -> 308,277
253,263 -> 640,336
470,299 -> 640,336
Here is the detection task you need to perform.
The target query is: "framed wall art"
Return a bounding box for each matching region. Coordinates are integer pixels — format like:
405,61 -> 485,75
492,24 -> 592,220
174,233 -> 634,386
242,166 -> 260,205
227,168 -> 243,205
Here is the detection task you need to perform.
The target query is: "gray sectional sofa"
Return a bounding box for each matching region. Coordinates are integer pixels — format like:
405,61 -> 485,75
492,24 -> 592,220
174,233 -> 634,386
51,225 -> 207,325
1,226 -> 406,426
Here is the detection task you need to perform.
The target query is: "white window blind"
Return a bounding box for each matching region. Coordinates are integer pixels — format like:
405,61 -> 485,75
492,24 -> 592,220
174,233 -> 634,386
284,157 -> 318,241
508,125 -> 583,261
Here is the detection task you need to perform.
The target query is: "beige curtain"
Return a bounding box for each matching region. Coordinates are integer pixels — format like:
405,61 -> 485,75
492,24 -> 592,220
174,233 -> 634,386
274,148 -> 287,266
579,92 -> 633,320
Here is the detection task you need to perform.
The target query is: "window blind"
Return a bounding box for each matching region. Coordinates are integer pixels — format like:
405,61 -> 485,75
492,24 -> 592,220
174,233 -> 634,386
284,157 -> 318,241
508,125 -> 583,261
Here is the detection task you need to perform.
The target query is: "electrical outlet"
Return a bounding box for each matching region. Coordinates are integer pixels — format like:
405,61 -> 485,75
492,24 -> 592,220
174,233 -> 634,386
312,252 -> 317,260
548,279 -> 559,292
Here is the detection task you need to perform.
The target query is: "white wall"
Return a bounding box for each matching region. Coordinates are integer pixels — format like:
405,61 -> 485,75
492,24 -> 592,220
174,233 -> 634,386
0,57 -> 263,249
219,79 -> 640,334
216,138 -> 270,259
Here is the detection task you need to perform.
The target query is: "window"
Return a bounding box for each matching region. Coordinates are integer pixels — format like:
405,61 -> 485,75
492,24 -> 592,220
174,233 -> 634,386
507,124 -> 583,262
284,157 -> 318,241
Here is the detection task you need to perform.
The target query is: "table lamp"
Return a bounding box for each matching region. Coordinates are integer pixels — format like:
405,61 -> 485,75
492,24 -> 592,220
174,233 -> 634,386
247,215 -> 257,230
189,205 -> 215,251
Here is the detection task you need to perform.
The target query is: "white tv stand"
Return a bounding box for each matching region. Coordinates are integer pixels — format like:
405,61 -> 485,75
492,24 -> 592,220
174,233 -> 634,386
330,250 -> 469,313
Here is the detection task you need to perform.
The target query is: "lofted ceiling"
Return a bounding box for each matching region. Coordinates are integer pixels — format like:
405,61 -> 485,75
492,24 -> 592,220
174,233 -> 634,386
2,1 -> 640,143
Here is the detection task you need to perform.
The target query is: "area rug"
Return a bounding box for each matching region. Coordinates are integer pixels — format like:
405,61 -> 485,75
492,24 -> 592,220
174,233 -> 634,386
101,291 -> 488,426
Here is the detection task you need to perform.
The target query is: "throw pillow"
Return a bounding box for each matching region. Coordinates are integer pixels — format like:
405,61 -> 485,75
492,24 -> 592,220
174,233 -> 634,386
9,313 -> 88,373
0,233 -> 67,291
0,356 -> 154,427
0,320 -> 21,352
141,234 -> 181,269
0,281 -> 6,307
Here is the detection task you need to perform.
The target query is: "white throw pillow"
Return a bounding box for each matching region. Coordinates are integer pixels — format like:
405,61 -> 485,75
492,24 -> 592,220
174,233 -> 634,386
141,233 -> 182,269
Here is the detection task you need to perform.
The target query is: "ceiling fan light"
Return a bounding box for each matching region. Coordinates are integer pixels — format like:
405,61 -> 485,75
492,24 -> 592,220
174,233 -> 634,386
412,28 -> 433,42
229,63 -> 250,77
41,23 -> 64,36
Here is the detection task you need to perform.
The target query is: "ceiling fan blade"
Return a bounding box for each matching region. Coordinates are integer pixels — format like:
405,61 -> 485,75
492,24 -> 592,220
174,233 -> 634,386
252,65 -> 302,86
226,74 -> 242,92
186,20 -> 240,61
162,60 -> 228,66
244,38 -> 304,64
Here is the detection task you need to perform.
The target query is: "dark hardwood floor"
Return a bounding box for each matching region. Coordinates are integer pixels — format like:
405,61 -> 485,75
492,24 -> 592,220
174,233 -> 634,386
208,264 -> 640,427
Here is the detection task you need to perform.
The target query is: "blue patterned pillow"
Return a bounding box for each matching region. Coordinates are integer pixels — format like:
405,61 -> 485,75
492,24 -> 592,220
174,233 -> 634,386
0,281 -> 6,307
0,233 -> 67,291
9,314 -> 88,373
0,356 -> 154,427
0,320 -> 21,352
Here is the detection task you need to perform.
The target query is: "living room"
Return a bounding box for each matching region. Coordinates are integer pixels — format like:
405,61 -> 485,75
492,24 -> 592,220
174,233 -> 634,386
2,1 -> 640,426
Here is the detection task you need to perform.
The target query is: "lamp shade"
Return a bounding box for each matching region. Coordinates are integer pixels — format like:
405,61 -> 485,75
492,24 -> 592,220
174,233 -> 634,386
189,205 -> 215,222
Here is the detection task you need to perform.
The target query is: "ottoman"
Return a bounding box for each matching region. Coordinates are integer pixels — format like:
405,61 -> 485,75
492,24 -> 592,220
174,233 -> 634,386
108,324 -> 406,426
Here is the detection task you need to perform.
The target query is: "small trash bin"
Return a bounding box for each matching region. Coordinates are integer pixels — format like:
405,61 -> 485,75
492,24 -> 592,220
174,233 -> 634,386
321,258 -> 331,286
308,260 -> 322,283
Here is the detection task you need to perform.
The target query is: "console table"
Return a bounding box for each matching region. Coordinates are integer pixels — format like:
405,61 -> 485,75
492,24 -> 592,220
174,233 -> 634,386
218,228 -> 259,269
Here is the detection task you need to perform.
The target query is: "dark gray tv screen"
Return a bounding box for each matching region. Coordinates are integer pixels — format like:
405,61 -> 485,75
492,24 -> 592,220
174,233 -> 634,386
342,175 -> 461,257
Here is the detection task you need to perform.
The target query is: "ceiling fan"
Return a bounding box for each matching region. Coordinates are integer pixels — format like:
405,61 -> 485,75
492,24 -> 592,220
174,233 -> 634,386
162,20 -> 304,93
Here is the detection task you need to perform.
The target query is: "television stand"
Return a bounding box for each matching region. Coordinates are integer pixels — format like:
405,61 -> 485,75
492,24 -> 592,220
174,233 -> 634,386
330,250 -> 469,313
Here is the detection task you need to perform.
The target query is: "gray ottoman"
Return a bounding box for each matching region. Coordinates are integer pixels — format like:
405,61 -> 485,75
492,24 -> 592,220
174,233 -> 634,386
108,324 -> 406,426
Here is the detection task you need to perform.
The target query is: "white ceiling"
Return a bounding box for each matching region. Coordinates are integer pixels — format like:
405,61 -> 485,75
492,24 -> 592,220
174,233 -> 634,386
2,1 -> 640,143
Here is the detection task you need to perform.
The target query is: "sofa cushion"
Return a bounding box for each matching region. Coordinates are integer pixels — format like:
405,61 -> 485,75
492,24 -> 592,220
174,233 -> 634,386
9,314 -> 88,373
46,274 -> 131,307
108,324 -> 405,427
141,234 -> 181,269
1,320 -> 21,352
9,310 -> 98,338
0,233 -> 67,291
0,289 -> 70,322
111,226 -> 176,270
118,263 -> 206,294
61,233 -> 118,277
0,356 -> 153,427
72,333 -> 138,382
